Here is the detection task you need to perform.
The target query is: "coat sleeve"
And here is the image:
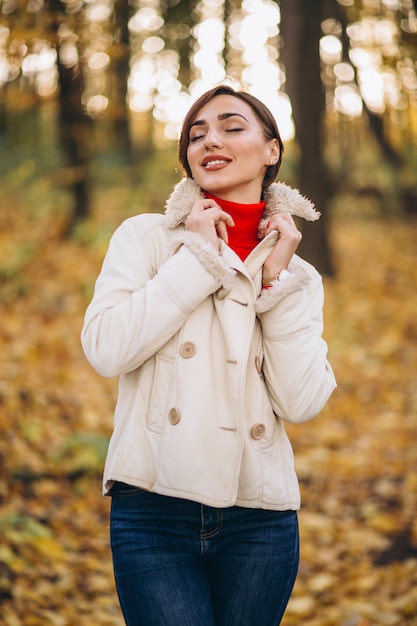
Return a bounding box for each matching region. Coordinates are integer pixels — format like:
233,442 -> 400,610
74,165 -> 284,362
256,259 -> 336,424
81,217 -> 234,378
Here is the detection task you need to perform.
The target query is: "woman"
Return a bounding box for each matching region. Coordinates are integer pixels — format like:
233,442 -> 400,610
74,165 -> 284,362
81,84 -> 336,626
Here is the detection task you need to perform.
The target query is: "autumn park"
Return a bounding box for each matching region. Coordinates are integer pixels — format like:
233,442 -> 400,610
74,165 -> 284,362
1,0 -> 417,624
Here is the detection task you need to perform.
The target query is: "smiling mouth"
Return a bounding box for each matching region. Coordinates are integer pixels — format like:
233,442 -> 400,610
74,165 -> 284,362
202,158 -> 231,169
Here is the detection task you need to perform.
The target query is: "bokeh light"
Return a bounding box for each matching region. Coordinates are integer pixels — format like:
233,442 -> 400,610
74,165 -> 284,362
0,0 -> 415,143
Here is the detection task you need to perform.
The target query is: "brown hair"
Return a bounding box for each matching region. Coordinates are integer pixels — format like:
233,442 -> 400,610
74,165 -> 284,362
178,84 -> 284,191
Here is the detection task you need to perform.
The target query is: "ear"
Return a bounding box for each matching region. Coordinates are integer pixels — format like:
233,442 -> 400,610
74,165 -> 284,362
266,138 -> 280,166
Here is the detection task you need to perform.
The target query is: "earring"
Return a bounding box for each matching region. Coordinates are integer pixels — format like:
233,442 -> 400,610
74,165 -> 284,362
269,159 -> 274,165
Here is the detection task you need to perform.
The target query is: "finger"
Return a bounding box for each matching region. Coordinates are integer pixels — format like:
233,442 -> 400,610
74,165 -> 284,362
220,211 -> 235,227
209,207 -> 234,225
190,198 -> 220,215
279,213 -> 296,227
216,221 -> 229,243
278,212 -> 293,221
216,211 -> 234,243
274,214 -> 293,226
268,214 -> 296,233
210,208 -> 234,227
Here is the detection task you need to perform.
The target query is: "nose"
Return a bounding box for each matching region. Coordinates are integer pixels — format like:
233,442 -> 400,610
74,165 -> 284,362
203,127 -> 222,149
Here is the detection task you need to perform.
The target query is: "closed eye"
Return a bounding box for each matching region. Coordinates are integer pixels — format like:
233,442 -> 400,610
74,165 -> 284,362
189,122 -> 245,143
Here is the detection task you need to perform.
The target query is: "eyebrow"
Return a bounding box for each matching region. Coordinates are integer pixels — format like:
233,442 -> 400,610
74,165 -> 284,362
190,112 -> 249,128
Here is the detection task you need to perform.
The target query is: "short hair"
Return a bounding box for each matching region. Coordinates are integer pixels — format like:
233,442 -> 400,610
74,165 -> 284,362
178,84 -> 284,191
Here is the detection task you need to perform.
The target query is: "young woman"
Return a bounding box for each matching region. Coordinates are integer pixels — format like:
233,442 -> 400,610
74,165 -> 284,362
81,84 -> 336,626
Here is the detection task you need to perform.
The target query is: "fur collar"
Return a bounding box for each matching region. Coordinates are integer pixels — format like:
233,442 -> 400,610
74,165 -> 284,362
164,177 -> 320,237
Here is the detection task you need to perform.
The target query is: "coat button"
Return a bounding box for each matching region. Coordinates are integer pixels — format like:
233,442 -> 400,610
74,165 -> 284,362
168,408 -> 181,425
180,342 -> 196,358
251,423 -> 265,440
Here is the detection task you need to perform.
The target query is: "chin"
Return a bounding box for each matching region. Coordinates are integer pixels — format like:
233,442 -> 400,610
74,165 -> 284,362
200,180 -> 232,195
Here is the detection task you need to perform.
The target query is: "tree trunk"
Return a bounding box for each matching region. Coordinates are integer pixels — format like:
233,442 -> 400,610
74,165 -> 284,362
56,58 -> 91,231
112,0 -> 135,171
279,0 -> 335,275
163,0 -> 194,87
46,0 -> 92,234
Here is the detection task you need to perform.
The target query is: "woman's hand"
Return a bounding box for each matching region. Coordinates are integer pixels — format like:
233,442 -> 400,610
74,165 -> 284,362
185,198 -> 234,253
262,213 -> 302,286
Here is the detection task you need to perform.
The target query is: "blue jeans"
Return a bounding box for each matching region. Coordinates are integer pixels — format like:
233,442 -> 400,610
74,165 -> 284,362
110,483 -> 299,626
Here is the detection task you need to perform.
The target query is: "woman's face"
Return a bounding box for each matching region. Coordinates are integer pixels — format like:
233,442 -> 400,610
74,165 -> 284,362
186,95 -> 279,203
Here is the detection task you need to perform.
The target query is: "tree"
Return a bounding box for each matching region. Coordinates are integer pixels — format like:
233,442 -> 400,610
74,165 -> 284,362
280,0 -> 335,275
45,0 -> 92,234
112,0 -> 135,171
163,0 -> 194,88
1,0 -> 416,243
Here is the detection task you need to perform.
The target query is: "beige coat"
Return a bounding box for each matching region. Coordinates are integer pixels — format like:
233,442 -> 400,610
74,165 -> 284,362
81,178 -> 336,510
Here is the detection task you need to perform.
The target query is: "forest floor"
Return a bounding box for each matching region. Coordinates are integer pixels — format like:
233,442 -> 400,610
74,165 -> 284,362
1,197 -> 417,626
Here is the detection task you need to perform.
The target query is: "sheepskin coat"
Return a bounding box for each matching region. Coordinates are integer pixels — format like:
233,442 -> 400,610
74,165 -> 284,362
81,178 -> 336,510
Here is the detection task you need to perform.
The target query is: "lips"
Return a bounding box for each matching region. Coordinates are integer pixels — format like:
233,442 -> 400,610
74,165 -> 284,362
201,155 -> 232,169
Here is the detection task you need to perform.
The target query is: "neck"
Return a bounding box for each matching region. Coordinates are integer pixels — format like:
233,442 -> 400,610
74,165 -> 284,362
204,192 -> 265,261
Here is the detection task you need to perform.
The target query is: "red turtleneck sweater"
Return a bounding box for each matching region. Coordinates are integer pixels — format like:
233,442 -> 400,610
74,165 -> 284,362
204,192 -> 265,261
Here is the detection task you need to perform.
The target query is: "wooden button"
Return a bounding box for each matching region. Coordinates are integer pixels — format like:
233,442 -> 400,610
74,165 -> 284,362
251,423 -> 265,440
168,408 -> 181,425
180,342 -> 196,358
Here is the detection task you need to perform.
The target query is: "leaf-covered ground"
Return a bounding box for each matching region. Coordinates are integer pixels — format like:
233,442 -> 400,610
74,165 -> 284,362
1,201 -> 416,625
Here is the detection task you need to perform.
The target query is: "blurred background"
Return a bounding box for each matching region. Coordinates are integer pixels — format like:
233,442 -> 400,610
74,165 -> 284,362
1,1 -> 417,625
